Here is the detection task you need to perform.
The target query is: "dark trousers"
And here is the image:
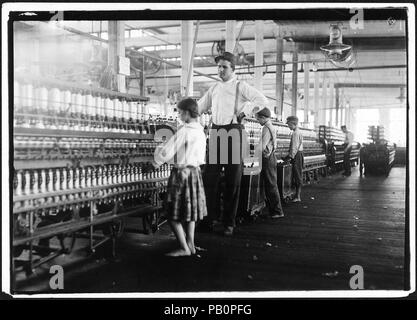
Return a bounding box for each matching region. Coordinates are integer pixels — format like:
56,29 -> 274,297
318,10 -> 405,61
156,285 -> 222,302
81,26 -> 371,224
204,163 -> 242,227
203,123 -> 244,228
261,153 -> 284,215
292,151 -> 304,187
343,146 -> 352,175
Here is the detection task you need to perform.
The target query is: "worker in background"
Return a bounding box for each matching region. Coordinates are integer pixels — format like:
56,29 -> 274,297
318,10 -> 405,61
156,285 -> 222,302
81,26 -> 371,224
255,107 -> 284,218
283,116 -> 304,202
341,125 -> 354,177
197,51 -> 272,236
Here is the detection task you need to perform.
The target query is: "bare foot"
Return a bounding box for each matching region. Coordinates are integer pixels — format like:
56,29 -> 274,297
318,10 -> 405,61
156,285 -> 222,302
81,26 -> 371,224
187,242 -> 196,255
165,248 -> 191,257
292,198 -> 301,203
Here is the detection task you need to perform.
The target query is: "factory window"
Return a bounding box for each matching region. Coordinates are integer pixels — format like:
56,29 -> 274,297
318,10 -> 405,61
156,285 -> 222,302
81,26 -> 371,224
142,46 -> 155,51
355,109 -> 379,144
324,109 -> 331,126
130,29 -> 143,38
389,109 -> 406,147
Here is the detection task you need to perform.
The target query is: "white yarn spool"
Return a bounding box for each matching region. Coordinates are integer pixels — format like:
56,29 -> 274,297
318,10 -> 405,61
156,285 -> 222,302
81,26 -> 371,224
22,83 -> 34,109
86,94 -> 94,116
95,96 -> 103,117
128,101 -> 137,120
62,90 -> 71,114
122,100 -> 129,119
75,93 -> 83,114
49,87 -> 61,113
14,81 -> 21,110
35,87 -> 48,113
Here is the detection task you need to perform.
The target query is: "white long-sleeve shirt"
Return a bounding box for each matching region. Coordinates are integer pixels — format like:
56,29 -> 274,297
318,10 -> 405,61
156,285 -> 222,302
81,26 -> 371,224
288,127 -> 304,159
154,122 -> 206,167
261,120 -> 276,158
198,75 -> 271,125
344,131 -> 354,148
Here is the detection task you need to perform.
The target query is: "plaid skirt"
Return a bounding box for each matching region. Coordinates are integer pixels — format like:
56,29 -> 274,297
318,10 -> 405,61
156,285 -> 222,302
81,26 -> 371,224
165,166 -> 208,222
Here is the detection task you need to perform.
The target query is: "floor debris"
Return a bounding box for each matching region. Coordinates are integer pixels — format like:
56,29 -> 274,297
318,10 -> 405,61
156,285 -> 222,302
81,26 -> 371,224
322,271 -> 339,277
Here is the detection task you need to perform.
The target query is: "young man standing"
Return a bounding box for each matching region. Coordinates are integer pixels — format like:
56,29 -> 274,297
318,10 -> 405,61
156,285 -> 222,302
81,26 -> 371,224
341,125 -> 354,177
284,116 -> 304,202
197,52 -> 271,236
255,108 -> 284,218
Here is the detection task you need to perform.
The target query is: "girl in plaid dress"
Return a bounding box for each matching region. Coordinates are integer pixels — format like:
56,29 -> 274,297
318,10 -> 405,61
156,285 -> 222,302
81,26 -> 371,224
152,98 -> 207,257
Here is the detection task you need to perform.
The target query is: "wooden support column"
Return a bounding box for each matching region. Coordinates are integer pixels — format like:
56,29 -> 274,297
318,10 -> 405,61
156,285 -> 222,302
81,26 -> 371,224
108,21 -> 126,93
254,20 -> 264,91
303,55 -> 310,123
340,91 -> 345,126
313,70 -> 320,128
329,81 -> 334,127
335,86 -> 340,127
225,20 -> 236,52
291,51 -> 298,116
275,31 -> 284,120
321,73 -> 328,126
350,106 -> 357,136
345,102 -> 351,128
181,20 -> 193,97
139,55 -> 145,96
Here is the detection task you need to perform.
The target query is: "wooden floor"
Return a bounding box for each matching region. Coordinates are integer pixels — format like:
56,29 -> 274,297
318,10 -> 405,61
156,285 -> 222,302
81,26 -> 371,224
15,166 -> 407,293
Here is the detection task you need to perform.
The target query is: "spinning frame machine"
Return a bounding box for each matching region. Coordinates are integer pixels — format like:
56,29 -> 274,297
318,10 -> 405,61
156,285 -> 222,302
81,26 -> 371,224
12,76 -> 176,280
360,126 -> 396,176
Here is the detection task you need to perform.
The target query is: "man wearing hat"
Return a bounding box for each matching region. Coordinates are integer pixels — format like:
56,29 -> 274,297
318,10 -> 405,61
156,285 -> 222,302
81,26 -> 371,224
197,51 -> 271,236
255,107 -> 284,218
283,116 -> 304,202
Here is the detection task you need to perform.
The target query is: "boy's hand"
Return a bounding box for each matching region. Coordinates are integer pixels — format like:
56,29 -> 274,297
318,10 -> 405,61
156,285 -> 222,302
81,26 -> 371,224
151,160 -> 159,169
143,161 -> 158,173
237,112 -> 246,124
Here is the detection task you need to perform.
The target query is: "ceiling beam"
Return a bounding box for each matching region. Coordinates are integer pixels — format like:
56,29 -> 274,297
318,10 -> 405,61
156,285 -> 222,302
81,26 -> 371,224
144,64 -> 406,79
334,83 -> 407,89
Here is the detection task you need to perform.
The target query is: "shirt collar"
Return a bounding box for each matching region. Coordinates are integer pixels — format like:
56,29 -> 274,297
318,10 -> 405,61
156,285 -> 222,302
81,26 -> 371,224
222,74 -> 237,84
184,122 -> 201,129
